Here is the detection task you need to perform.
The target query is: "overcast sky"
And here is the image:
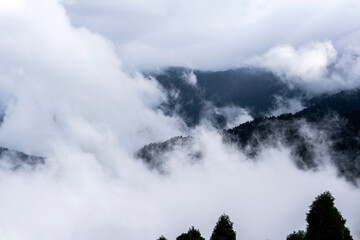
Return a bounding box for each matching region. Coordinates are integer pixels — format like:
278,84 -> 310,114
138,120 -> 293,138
62,0 -> 360,94
64,0 -> 360,70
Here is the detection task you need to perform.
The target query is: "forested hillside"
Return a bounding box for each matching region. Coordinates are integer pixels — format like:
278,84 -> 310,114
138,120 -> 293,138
137,89 -> 360,183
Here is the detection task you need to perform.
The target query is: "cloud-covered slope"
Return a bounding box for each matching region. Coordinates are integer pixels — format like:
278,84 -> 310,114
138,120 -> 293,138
138,89 -> 360,183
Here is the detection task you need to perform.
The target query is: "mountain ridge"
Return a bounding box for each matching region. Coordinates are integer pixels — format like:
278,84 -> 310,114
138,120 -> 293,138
137,88 -> 360,184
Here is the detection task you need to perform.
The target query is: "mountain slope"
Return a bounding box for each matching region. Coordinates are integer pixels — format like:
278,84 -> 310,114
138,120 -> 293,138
137,89 -> 360,183
0,147 -> 45,170
147,67 -> 304,127
226,89 -> 360,182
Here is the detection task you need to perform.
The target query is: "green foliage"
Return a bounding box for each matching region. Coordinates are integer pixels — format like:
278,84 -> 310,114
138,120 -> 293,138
286,191 -> 353,240
226,89 -> 360,183
305,191 -> 353,240
343,227 -> 353,240
157,235 -> 167,240
287,230 -> 306,240
210,214 -> 236,240
176,226 -> 205,240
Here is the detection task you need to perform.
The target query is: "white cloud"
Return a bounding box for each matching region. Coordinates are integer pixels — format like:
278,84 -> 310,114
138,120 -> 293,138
64,0 -> 360,70
249,41 -> 337,81
62,0 -> 360,94
182,71 -> 197,85
0,0 -> 182,155
0,129 -> 359,240
0,1 -> 359,240
247,41 -> 360,94
269,96 -> 305,116
0,0 -> 24,12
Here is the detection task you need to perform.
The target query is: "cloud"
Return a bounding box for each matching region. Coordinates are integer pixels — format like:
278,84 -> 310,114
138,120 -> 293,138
0,1 -> 359,240
247,41 -> 360,94
248,41 -> 337,82
0,0 -> 182,155
1,128 -> 360,240
0,0 -> 24,12
62,0 -> 360,95
182,71 -> 197,86
269,96 -> 305,116
63,0 -> 360,70
203,105 -> 253,129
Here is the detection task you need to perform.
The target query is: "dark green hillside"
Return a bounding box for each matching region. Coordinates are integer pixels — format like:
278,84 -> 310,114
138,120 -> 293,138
137,89 -> 360,183
225,89 -> 360,182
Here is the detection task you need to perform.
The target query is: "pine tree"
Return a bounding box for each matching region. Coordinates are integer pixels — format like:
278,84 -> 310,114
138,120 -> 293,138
305,191 -> 353,240
210,214 -> 236,240
343,227 -> 353,240
157,235 -> 167,240
176,226 -> 205,240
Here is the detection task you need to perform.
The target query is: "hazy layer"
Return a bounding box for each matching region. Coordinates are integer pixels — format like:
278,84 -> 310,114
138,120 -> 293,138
0,1 -> 359,240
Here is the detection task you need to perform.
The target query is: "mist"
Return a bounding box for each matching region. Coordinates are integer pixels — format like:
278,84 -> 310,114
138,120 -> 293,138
0,0 -> 359,240
0,129 -> 359,240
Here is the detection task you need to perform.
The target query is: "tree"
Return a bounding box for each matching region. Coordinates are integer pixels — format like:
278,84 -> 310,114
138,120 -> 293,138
176,226 -> 205,240
344,227 -> 353,240
210,214 -> 236,240
157,235 -> 167,240
287,230 -> 306,240
305,191 -> 353,240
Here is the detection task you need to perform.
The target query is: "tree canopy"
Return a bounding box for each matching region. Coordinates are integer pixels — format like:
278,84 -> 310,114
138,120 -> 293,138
210,214 -> 236,240
176,226 -> 205,240
287,191 -> 353,240
305,191 -> 353,240
157,192 -> 354,240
